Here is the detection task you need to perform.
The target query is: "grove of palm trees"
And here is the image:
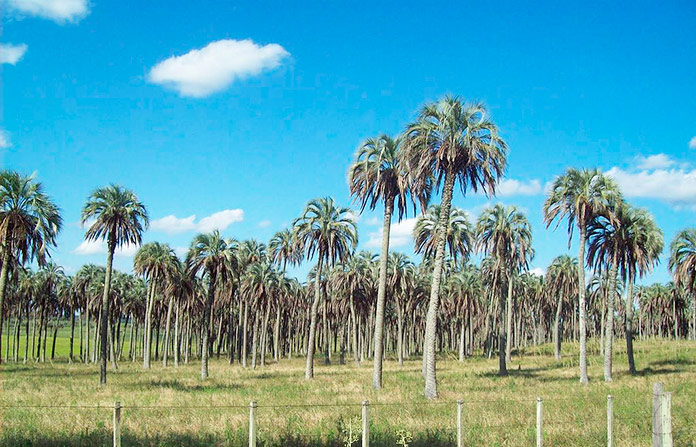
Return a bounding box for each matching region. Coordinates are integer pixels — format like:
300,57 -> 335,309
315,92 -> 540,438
1,95 -> 694,446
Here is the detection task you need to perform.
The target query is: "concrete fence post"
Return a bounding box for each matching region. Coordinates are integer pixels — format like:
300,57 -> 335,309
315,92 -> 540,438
660,392 -> 672,447
607,395 -> 613,447
536,397 -> 543,447
362,400 -> 369,447
113,401 -> 121,447
249,401 -> 257,447
653,382 -> 664,447
457,400 -> 463,447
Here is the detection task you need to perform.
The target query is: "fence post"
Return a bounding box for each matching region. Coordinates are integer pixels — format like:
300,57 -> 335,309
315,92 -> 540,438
660,392 -> 672,447
249,401 -> 257,447
113,401 -> 121,447
653,382 -> 664,447
536,397 -> 543,447
457,400 -> 463,447
607,395 -> 613,447
362,400 -> 369,447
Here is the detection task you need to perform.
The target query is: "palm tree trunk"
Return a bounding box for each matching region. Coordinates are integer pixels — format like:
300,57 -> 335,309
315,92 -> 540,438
260,302 -> 271,367
577,224 -> 589,384
242,299 -> 248,368
372,200 -> 393,389
397,300 -> 404,366
251,307 -> 259,369
201,272 -> 216,380
349,293 -> 359,367
273,305 -> 281,362
69,304 -> 76,363
162,295 -> 174,367
499,276 -> 511,376
0,249 -> 11,364
505,273 -> 514,365
604,257 -> 618,382
99,242 -> 115,385
305,258 -> 323,379
625,274 -> 636,374
143,281 -> 155,369
553,292 -> 564,359
423,170 -> 455,399
174,300 -> 180,367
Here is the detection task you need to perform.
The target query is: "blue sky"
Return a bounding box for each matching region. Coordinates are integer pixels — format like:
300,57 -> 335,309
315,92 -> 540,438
1,0 -> 695,284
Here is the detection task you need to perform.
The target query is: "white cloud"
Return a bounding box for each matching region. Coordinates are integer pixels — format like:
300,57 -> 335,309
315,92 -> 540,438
0,130 -> 11,149
148,39 -> 289,97
636,153 -> 674,170
365,217 -> 418,249
8,0 -> 89,23
496,179 -> 542,197
606,166 -> 696,209
689,136 -> 696,150
0,43 -> 28,65
345,210 -> 361,223
73,240 -> 139,257
151,209 -> 244,234
258,219 -> 272,228
150,214 -> 197,234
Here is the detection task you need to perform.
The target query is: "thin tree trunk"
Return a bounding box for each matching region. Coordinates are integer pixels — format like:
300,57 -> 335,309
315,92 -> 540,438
0,249 -> 10,364
625,275 -> 636,374
163,295 -> 174,367
143,281 -> 155,369
505,273 -> 514,365
99,241 -> 115,384
200,272 -> 216,380
423,170 -> 455,399
577,225 -> 589,384
305,258 -> 323,379
604,257 -> 618,382
372,200 -> 393,389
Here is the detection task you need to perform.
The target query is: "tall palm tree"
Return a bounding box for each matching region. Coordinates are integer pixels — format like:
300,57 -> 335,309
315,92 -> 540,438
82,184 -> 148,384
269,228 -> 303,362
348,134 -> 429,389
669,229 -> 696,340
476,204 -> 533,375
186,231 -> 238,380
617,206 -> 662,373
0,171 -> 62,364
133,242 -> 179,368
401,96 -> 506,398
545,255 -> 578,360
293,197 -> 357,379
543,168 -> 621,384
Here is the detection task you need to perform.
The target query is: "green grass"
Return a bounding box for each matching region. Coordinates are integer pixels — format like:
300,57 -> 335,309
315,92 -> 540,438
0,338 -> 694,447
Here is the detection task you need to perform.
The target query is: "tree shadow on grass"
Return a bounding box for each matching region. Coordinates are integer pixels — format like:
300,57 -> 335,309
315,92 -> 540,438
125,379 -> 242,393
477,365 -> 577,383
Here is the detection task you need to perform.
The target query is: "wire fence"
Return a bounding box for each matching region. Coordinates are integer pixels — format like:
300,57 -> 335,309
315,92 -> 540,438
0,385 -> 685,447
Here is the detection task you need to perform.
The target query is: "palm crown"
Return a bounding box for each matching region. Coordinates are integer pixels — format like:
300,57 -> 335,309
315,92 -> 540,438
81,184 -> 148,250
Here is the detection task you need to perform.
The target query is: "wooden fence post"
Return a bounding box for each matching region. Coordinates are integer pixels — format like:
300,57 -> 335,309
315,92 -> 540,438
536,397 -> 543,447
653,382 -> 664,447
113,401 -> 121,447
660,392 -> 672,447
249,401 -> 257,447
607,395 -> 613,447
362,400 -> 369,447
457,400 -> 463,447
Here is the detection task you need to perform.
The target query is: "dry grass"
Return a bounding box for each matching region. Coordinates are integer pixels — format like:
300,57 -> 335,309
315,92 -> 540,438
0,339 -> 694,446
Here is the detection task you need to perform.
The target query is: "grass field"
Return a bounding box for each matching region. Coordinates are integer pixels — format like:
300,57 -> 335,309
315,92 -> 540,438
0,336 -> 694,447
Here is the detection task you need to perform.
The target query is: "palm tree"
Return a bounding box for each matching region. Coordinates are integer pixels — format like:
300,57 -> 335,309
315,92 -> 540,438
186,231 -> 238,379
348,134 -> 428,389
670,229 -> 696,340
293,197 -> 357,379
617,206 -> 662,373
545,255 -> 578,360
82,184 -> 148,384
476,204 -> 533,375
269,228 -> 303,362
413,205 -> 472,263
543,168 -> 621,384
133,242 -> 179,368
401,96 -> 506,398
0,171 -> 62,364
